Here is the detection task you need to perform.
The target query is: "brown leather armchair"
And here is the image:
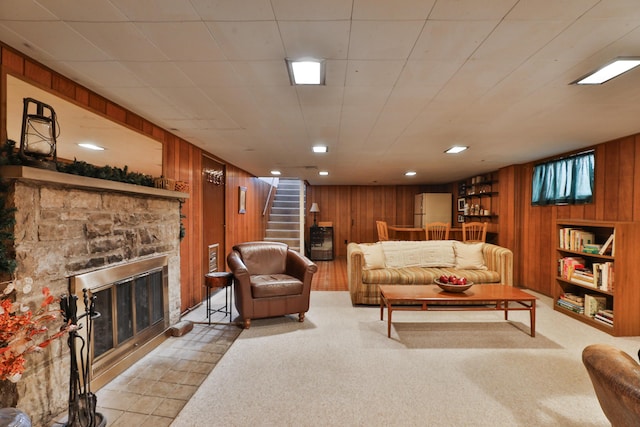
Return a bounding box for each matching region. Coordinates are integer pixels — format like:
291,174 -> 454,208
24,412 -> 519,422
582,343 -> 640,427
227,241 -> 318,329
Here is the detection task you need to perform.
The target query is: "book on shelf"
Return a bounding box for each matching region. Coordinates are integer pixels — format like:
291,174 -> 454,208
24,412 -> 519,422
584,294 -> 607,317
559,228 -> 596,252
557,293 -> 585,313
598,232 -> 615,256
597,309 -> 614,320
559,257 -> 585,279
583,243 -> 602,254
594,311 -> 614,326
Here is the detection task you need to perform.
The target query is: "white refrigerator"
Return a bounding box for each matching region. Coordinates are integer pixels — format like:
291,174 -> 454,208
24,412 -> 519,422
414,193 -> 452,228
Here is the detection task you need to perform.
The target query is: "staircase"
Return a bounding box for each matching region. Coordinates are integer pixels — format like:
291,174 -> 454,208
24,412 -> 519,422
265,179 -> 303,252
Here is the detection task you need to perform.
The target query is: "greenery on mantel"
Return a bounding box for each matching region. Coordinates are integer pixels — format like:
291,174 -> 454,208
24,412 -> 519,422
0,179 -> 16,276
1,140 -> 156,187
0,141 -> 186,265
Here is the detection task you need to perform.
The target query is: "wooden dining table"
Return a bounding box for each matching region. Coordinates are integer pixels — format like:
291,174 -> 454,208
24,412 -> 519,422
388,225 -> 462,241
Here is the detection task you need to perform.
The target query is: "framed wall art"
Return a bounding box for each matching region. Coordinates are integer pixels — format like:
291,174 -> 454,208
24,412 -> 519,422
238,186 -> 247,214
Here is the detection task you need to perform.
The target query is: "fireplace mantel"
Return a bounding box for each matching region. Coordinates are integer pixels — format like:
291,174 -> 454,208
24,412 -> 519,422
0,165 -> 189,200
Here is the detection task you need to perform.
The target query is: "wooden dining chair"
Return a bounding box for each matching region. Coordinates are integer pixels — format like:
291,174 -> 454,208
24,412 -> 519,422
376,220 -> 390,241
462,221 -> 487,242
425,222 -> 450,240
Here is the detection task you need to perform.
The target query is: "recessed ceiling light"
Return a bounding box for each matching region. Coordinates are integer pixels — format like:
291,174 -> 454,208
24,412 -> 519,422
573,58 -> 640,85
78,143 -> 105,151
270,170 -> 281,175
319,171 -> 329,176
445,146 -> 468,154
313,145 -> 328,153
405,171 -> 416,176
286,59 -> 325,85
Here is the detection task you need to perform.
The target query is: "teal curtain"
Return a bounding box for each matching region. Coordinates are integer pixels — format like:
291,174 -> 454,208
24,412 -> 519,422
532,151 -> 594,206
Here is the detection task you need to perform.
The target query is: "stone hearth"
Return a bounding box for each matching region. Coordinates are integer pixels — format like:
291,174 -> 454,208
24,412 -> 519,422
0,166 -> 186,426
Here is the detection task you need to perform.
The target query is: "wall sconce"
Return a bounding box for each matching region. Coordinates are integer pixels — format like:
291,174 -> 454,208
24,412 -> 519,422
20,97 -> 58,170
310,203 -> 320,227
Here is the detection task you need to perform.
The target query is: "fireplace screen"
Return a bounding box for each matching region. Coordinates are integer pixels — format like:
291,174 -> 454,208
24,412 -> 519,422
93,269 -> 164,358
70,256 -> 169,385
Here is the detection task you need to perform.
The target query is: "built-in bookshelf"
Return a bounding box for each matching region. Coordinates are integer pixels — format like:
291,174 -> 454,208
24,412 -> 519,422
555,219 -> 640,336
459,173 -> 498,221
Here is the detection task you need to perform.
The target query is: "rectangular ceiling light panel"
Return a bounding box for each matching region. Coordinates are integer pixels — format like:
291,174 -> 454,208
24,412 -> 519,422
574,58 -> 640,85
286,59 -> 325,85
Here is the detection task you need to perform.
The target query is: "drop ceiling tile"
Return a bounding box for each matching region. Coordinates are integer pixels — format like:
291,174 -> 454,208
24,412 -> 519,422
57,61 -> 145,88
0,0 -> 57,20
346,60 -> 405,86
100,87 -> 189,120
153,87 -> 240,129
396,60 -> 463,87
122,62 -> 194,88
533,18 -> 639,61
583,0 -> 640,20
325,60 -> 348,87
411,20 -> 497,61
0,21 -> 110,61
176,61 -> 243,88
430,0 -> 518,20
135,22 -> 225,61
230,60 -> 291,86
108,0 -> 200,21
472,20 -> 568,62
506,0 -> 598,21
279,21 -> 350,59
68,22 -> 167,61
349,20 -> 424,60
271,0 -> 352,20
343,86 -> 391,110
353,0 -> 435,20
31,0 -> 128,21
190,0 -> 274,20
205,21 -> 285,60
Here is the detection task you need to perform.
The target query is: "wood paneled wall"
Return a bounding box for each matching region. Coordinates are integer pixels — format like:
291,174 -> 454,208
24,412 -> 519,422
306,185 -> 429,257
0,44 -> 271,312
517,136 -> 640,297
6,43 -> 640,303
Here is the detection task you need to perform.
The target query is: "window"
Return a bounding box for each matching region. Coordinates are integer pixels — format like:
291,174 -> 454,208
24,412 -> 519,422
532,151 -> 594,206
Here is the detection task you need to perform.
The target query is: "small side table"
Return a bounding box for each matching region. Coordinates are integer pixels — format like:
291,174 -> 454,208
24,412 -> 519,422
204,271 -> 233,324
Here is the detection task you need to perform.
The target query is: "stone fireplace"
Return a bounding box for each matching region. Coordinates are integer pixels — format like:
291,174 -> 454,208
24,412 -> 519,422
0,166 -> 185,425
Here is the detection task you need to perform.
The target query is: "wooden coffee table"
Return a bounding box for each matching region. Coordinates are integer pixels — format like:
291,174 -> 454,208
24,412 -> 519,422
379,284 -> 536,338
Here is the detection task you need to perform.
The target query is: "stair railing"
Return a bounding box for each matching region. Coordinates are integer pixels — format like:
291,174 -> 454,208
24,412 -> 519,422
262,177 -> 278,216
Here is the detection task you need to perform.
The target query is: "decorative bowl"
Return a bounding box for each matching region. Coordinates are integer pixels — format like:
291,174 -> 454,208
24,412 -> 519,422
434,279 -> 473,293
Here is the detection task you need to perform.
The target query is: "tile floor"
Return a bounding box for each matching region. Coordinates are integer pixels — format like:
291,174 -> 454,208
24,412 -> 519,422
50,288 -> 240,427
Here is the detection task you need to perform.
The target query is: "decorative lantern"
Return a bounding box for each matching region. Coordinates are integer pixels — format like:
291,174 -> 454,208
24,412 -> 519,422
19,97 -> 58,170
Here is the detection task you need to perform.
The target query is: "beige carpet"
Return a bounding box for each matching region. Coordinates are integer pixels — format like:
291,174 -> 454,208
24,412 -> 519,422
172,290 -> 640,427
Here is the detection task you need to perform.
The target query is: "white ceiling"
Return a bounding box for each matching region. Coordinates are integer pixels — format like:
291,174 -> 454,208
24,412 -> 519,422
2,0 -> 640,185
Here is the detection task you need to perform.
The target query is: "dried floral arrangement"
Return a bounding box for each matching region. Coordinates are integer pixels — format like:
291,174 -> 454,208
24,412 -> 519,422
0,280 -> 71,383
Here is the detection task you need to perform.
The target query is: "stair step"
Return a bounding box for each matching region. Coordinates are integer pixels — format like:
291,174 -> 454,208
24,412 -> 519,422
271,208 -> 299,215
264,179 -> 303,252
267,221 -> 300,230
265,230 -> 299,238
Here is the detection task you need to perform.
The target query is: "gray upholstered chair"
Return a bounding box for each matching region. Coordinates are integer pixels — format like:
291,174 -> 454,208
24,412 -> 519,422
582,343 -> 640,427
227,241 -> 317,329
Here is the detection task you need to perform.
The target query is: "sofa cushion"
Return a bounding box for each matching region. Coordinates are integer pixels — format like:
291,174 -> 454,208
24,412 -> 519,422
361,243 -> 386,270
250,274 -> 303,298
454,242 -> 487,270
380,240 -> 455,268
362,267 -> 500,285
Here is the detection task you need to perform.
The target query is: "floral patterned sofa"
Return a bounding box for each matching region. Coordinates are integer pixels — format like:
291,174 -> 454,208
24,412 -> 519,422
347,240 -> 513,305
